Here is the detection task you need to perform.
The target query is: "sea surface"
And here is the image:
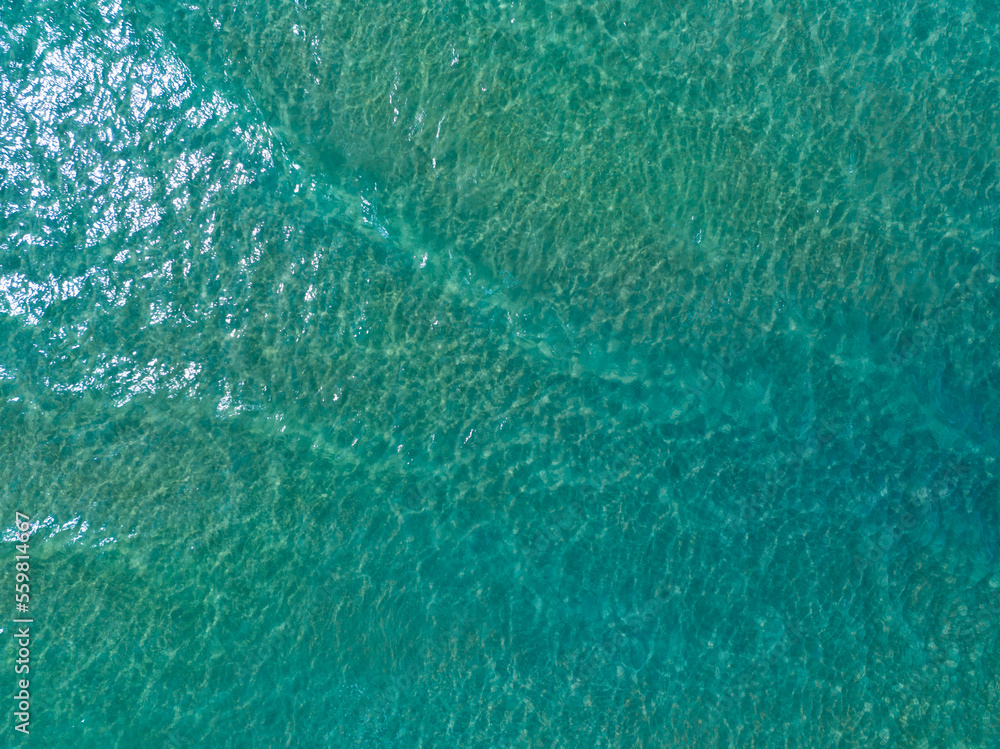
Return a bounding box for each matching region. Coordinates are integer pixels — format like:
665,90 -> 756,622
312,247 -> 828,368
1,0 -> 999,746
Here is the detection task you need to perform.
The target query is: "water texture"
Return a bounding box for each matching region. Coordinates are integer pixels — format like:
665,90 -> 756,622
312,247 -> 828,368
1,0 -> 998,746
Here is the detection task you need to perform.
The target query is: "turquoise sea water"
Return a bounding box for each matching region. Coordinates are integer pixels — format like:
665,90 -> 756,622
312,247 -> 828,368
1,0 -> 999,745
